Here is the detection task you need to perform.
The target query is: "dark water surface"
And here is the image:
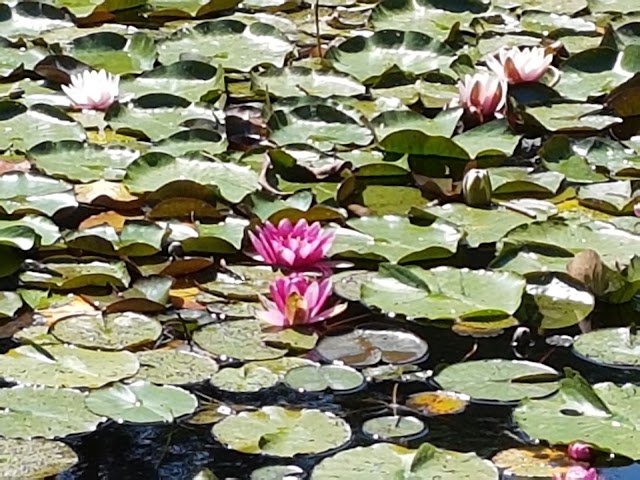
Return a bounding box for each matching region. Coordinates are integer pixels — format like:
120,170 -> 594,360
54,318 -> 640,479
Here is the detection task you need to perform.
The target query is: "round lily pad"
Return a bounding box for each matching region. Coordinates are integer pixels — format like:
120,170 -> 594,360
212,406 -> 352,456
51,312 -> 162,350
211,357 -> 315,393
361,415 -> 426,441
573,327 -> 640,369
251,465 -> 305,480
0,386 -> 104,439
85,380 -> 198,424
0,344 -> 140,388
133,349 -> 219,385
284,364 -> 364,393
331,270 -> 377,302
311,442 -> 499,479
0,438 -> 78,478
406,391 -> 470,416
492,446 -> 575,479
315,327 -> 428,367
197,266 -> 281,301
433,360 -> 560,404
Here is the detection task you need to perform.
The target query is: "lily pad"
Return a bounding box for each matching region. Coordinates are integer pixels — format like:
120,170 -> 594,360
211,357 -> 315,392
252,67 -> 365,98
51,312 -> 162,350
0,344 -> 140,388
132,349 -> 219,386
0,386 -> 103,439
406,391 -> 470,416
197,265 -> 282,301
284,364 -> 365,393
362,415 -> 426,441
311,442 -> 499,480
316,326 -> 428,367
491,447 -> 576,479
0,172 -> 77,216
361,265 -> 526,321
212,406 -> 352,456
524,103 -> 622,132
85,380 -> 198,423
0,438 -> 78,478
573,327 -> 640,369
20,258 -> 131,289
433,359 -> 560,403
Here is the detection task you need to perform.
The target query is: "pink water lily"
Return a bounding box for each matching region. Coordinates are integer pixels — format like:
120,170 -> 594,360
553,467 -> 599,480
486,46 -> 553,84
634,203 -> 639,217
567,442 -> 592,463
248,219 -> 334,270
457,72 -> 507,123
62,69 -> 119,111
257,274 -> 346,328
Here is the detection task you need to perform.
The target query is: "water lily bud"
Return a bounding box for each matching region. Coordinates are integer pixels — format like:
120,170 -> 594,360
462,168 -> 492,207
567,442 -> 592,462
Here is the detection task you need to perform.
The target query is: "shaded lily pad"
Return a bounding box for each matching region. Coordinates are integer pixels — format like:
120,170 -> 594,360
252,67 -> 365,98
197,265 -> 282,301
0,172 -> 77,216
578,181 -> 638,215
284,364 -> 364,393
433,359 -> 560,403
134,349 -> 219,385
85,380 -> 198,423
0,344 -> 139,388
573,327 -> 640,369
212,406 -> 352,456
0,438 -> 78,478
20,258 -> 131,289
362,415 -> 426,441
51,312 -> 162,350
0,386 -> 103,439
311,442 -> 499,479
316,326 -> 428,367
524,103 -> 622,132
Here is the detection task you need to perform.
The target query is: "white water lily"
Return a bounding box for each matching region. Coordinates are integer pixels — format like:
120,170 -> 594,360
486,46 -> 553,84
61,69 -> 120,111
457,72 -> 507,123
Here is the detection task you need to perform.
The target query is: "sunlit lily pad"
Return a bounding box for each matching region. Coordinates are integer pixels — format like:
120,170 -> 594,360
315,326 -> 428,367
0,438 -> 78,478
311,442 -> 499,479
492,446 -> 575,479
20,258 -> 131,289
0,172 -> 77,216
362,415 -> 426,441
578,181 -> 639,215
524,103 -> 622,132
211,357 -> 314,392
251,465 -> 305,480
514,369 -> 640,459
331,270 -> 378,302
252,67 -> 365,98
572,327 -> 640,369
212,406 -> 352,456
197,265 -> 282,301
284,364 -> 364,393
85,380 -> 198,424
406,391 -> 470,416
0,386 -> 103,439
434,359 -> 560,403
51,312 -> 162,350
0,344 -> 140,388
134,349 -> 219,385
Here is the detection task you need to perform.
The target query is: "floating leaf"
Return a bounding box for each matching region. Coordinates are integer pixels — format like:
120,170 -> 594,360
211,357 -> 315,393
492,447 -> 575,479
20,258 -> 131,289
573,327 -> 640,368
0,172 -> 77,216
252,67 -> 365,98
133,349 -> 219,385
406,391 -> 470,416
0,438 -> 78,478
362,415 -> 426,440
284,364 -> 364,393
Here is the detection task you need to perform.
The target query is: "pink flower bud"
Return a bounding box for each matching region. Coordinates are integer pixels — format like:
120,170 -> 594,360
568,442 -> 592,462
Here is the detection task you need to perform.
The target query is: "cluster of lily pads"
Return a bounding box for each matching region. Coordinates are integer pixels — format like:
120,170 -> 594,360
0,0 -> 640,477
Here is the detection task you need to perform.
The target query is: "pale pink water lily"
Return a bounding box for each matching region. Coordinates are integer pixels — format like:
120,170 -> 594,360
553,467 -> 599,480
62,69 -> 120,111
634,203 -> 640,217
457,72 -> 507,123
248,219 -> 334,270
257,274 -> 346,328
567,442 -> 592,462
486,46 -> 553,84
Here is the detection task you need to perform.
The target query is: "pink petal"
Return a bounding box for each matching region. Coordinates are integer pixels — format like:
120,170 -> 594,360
310,303 -> 348,324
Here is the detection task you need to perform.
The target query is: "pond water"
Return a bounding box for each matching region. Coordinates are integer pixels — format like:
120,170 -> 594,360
50,315 -> 640,479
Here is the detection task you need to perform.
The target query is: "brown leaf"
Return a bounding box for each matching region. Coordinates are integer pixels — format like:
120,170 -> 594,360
36,295 -> 97,327
0,159 -> 30,175
0,312 -> 33,339
79,211 -> 144,231
566,249 -> 609,296
75,180 -> 142,208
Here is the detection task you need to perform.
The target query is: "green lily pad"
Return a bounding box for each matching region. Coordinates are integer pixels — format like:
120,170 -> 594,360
434,359 -> 560,403
251,465 -> 305,480
62,32 -> 156,75
85,380 -> 198,423
28,140 -> 140,183
106,95 -> 222,142
133,349 -> 219,385
311,442 -> 499,479
489,167 -> 565,197
147,0 -> 241,16
0,102 -> 86,151
315,326 -> 428,367
0,40 -> 47,78
491,250 -> 572,276
197,265 -> 282,301
361,415 -> 426,440
284,364 -> 365,393
181,217 -> 249,254
330,216 -> 462,264
578,180 -> 638,215
0,292 -> 22,318
51,312 -> 162,350
0,386 -> 104,439
573,327 -> 640,368
0,3 -> 73,40
211,357 -> 315,392
0,215 -> 61,248
0,172 -> 77,216
361,265 -> 526,321
524,103 -> 622,132
514,369 -> 640,459
194,319 -> 288,361
212,406 -> 352,456
120,61 -> 224,103
158,20 -> 293,72
0,438 -> 78,478
124,152 -> 260,203
20,258 -> 131,289
540,136 -> 611,183
0,344 -> 139,388
326,30 -> 455,84
252,67 -> 366,98
150,129 -> 227,157
370,108 -> 461,142
65,221 -> 167,257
